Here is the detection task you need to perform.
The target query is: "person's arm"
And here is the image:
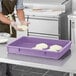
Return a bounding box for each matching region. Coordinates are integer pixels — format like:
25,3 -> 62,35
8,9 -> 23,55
16,9 -> 25,22
0,12 -> 21,30
0,13 -> 11,25
16,0 -> 28,25
0,1 -> 11,25
16,0 -> 25,21
0,1 -> 22,30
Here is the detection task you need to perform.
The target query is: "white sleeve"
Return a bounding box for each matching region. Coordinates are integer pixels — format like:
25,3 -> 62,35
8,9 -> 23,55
0,0 -> 2,12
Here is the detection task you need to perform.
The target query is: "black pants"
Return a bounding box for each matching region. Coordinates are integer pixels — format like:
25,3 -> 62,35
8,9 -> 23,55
0,22 -> 16,37
0,63 -> 12,76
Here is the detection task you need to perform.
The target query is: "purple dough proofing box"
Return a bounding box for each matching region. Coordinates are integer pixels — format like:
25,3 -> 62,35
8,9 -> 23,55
7,36 -> 72,59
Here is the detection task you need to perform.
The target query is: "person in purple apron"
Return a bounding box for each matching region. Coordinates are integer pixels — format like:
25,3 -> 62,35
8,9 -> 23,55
0,0 -> 28,37
0,0 -> 28,76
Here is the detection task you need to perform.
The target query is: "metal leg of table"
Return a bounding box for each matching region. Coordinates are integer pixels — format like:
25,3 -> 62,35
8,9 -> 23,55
68,19 -> 71,40
6,64 -> 11,76
69,73 -> 74,76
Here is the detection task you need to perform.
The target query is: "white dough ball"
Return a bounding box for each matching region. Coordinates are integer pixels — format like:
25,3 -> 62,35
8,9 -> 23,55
17,25 -> 27,31
47,48 -> 57,52
32,47 -> 43,50
36,43 -> 48,49
32,43 -> 48,50
48,45 -> 63,52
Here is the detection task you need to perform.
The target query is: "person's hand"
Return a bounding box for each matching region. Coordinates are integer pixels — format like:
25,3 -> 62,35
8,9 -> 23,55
10,21 -> 17,29
17,21 -> 30,31
20,20 -> 29,26
10,21 -> 23,31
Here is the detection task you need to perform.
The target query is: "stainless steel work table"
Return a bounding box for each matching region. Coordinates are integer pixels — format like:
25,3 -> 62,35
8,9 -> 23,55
0,38 -> 76,76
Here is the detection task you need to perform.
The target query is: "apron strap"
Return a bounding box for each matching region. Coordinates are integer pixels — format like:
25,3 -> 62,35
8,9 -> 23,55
5,13 -> 14,35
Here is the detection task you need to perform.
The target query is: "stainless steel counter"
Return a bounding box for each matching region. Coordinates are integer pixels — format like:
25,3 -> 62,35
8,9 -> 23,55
0,38 -> 76,76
